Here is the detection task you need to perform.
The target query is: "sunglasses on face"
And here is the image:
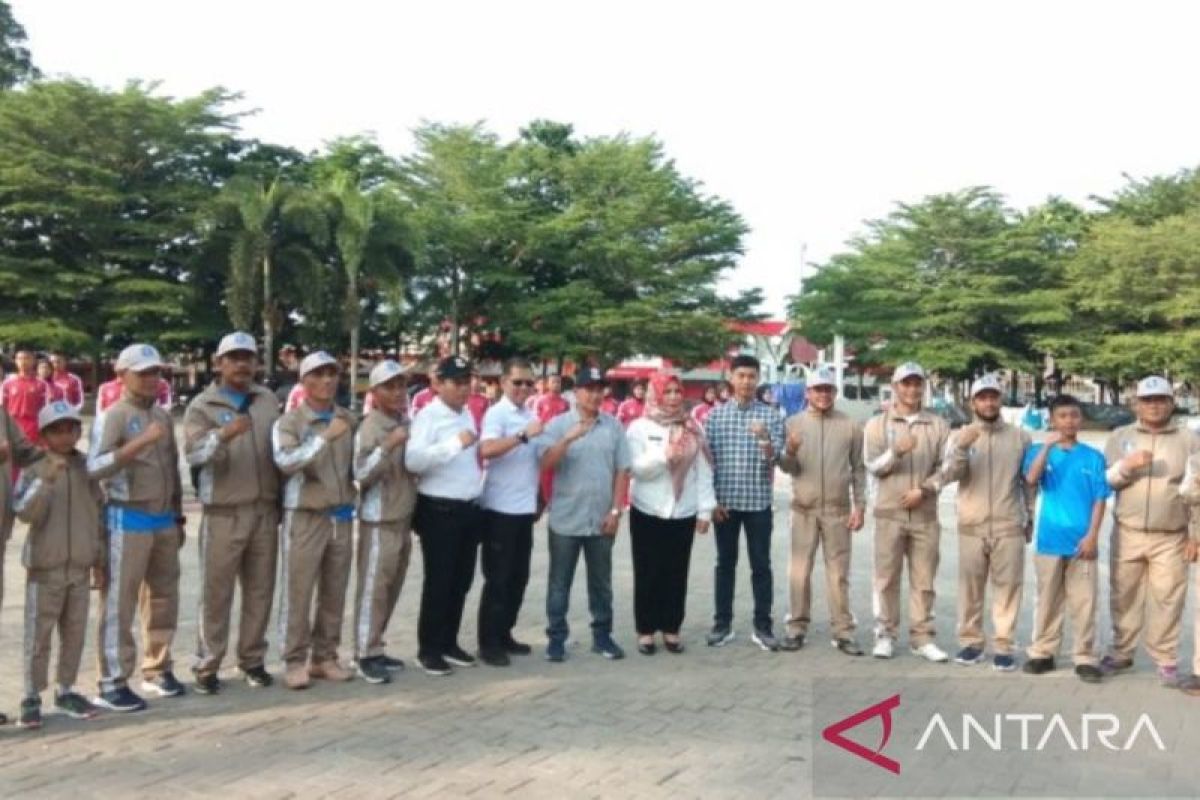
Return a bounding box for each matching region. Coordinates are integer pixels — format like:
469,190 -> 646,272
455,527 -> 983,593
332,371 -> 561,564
510,379 -> 535,387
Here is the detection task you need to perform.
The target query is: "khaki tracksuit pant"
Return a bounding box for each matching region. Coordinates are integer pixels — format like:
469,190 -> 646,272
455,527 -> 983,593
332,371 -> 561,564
194,502 -> 279,677
24,567 -> 90,697
1108,525 -> 1187,667
957,532 -> 1024,654
354,522 -> 413,660
97,525 -> 182,690
1028,554 -> 1098,666
872,518 -> 940,646
278,510 -> 353,665
786,510 -> 854,639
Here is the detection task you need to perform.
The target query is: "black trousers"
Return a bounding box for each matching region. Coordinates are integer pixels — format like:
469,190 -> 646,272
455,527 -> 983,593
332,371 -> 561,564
477,510 -> 534,650
414,495 -> 481,659
629,506 -> 696,635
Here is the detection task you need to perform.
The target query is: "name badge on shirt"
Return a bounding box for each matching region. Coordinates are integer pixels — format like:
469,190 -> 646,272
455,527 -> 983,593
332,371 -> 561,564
127,417 -> 143,435
219,411 -> 235,425
648,435 -> 663,443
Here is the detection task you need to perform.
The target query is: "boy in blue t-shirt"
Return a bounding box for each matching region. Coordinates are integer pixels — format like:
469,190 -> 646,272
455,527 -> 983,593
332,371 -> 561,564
1021,395 -> 1111,683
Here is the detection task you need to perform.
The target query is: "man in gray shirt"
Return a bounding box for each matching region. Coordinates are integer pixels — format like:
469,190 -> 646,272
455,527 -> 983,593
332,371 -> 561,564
537,366 -> 631,662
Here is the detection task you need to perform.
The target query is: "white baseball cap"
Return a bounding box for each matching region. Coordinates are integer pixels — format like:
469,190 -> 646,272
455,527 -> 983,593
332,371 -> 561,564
216,331 -> 257,357
1136,376 -> 1173,398
970,374 -> 1003,398
299,351 -> 339,379
38,400 -> 81,431
806,364 -> 837,389
368,359 -> 407,388
891,362 -> 926,384
115,344 -> 164,373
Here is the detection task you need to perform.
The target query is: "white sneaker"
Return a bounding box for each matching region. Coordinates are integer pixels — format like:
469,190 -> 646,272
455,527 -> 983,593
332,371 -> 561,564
911,642 -> 950,663
872,637 -> 895,659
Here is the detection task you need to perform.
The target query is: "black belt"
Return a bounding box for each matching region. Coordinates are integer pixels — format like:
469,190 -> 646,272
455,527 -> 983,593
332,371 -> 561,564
418,494 -> 480,511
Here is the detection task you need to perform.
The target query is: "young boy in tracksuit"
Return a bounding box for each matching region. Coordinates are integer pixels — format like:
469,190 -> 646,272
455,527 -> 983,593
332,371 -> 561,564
88,344 -> 185,712
184,332 -> 281,694
352,360 -> 418,684
938,375 -> 1033,672
1022,394 -> 1110,683
272,351 -> 357,690
13,401 -> 104,728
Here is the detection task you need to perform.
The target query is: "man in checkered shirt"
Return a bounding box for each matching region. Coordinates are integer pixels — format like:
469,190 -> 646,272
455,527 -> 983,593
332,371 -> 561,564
703,354 -> 786,651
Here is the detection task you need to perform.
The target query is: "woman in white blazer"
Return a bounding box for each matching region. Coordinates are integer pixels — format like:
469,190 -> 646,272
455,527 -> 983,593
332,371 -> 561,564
625,372 -> 716,654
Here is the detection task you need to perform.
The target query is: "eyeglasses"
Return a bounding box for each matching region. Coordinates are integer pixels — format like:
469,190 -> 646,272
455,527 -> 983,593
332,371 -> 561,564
510,379 -> 535,387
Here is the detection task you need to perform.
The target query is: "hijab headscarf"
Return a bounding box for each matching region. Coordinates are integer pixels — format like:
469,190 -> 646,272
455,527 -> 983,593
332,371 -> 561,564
644,371 -> 714,500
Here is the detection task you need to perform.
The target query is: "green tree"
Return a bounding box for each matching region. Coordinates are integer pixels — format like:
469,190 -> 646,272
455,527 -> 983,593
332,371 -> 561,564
0,1 -> 38,90
0,80 -> 240,356
322,171 -> 412,408
203,175 -> 329,375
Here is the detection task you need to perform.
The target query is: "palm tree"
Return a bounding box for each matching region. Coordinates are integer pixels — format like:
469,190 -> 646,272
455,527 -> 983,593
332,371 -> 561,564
324,172 -> 411,409
208,176 -> 327,378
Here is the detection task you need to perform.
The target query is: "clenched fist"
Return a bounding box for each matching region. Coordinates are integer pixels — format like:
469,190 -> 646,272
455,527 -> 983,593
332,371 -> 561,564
893,432 -> 917,456
322,417 -> 349,442
1121,449 -> 1154,473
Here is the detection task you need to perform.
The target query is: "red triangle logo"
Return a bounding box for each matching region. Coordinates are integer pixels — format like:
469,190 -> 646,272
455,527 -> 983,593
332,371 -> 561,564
821,694 -> 902,775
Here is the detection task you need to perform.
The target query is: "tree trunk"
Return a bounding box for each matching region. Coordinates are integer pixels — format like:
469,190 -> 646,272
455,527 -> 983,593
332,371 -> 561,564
348,272 -> 360,412
262,252 -> 274,380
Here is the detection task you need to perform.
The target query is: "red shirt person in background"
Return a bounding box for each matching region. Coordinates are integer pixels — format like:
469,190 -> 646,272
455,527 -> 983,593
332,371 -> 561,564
97,364 -> 172,413
49,352 -> 84,410
600,385 -> 619,417
533,374 -> 572,507
616,380 -> 647,427
466,373 -> 489,432
1,350 -> 55,445
691,384 -> 720,427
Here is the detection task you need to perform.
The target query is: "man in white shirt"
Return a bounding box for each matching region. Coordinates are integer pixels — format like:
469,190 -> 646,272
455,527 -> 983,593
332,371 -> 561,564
476,358 -> 545,666
404,356 -> 483,676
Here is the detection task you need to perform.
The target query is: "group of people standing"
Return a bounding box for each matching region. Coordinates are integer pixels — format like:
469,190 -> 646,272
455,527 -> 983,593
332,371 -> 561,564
2,334 -> 1199,734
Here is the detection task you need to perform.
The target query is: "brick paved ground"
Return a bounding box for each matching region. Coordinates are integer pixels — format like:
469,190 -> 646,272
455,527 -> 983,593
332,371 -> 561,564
0,431 -> 1194,798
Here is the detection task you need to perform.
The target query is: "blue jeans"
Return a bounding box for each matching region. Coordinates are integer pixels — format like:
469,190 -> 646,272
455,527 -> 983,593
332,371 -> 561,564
545,531 -> 614,642
713,507 -> 774,631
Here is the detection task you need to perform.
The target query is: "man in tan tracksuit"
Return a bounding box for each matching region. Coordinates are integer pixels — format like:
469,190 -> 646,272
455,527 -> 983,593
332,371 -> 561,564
88,344 -> 185,711
863,362 -> 951,662
13,401 -> 104,728
352,360 -> 418,684
1101,376 -> 1199,684
777,365 -> 866,655
938,374 -> 1032,671
272,351 -> 357,690
184,332 -> 280,693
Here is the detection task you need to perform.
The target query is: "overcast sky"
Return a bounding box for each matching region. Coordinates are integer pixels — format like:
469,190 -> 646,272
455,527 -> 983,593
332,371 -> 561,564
13,0 -> 1200,316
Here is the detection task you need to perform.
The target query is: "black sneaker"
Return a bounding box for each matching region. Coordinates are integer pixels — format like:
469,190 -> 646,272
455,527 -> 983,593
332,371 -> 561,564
1022,657 -> 1056,675
378,654 -> 406,672
780,634 -> 805,651
592,633 -> 625,660
17,697 -> 41,730
833,638 -> 865,656
356,657 -> 392,685
444,645 -> 477,668
1076,664 -> 1103,683
141,671 -> 185,698
54,691 -> 99,720
545,639 -> 566,662
479,648 -> 511,667
751,628 -> 781,652
705,625 -> 735,647
94,685 -> 147,713
419,653 -> 453,676
954,646 -> 986,666
194,673 -> 222,695
243,665 -> 274,688
503,637 -> 533,656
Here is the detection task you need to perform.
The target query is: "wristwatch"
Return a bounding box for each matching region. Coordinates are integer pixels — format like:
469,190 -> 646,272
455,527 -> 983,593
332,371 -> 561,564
517,431 -> 529,444
608,507 -> 621,517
